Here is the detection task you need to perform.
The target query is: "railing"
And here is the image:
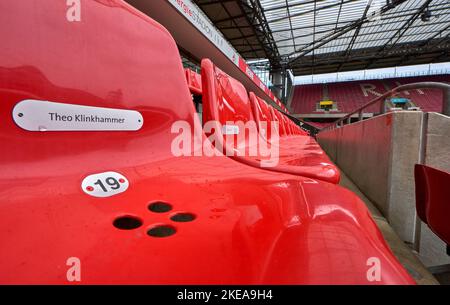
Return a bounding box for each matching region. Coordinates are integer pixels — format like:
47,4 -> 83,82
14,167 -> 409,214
321,82 -> 450,132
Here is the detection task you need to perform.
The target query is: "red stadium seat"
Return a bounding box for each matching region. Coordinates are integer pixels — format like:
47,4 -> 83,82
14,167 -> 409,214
270,107 -> 288,136
202,59 -> 340,183
249,90 -> 276,140
287,119 -> 294,133
415,165 -> 450,245
184,68 -> 202,95
281,111 -> 292,135
0,0 -> 414,284
248,92 -> 340,183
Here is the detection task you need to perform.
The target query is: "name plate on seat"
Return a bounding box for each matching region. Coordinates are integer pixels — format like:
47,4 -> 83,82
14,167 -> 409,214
13,100 -> 143,131
222,124 -> 239,135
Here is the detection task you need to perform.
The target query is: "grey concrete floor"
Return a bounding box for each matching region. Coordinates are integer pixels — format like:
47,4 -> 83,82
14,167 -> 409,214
339,171 -> 440,285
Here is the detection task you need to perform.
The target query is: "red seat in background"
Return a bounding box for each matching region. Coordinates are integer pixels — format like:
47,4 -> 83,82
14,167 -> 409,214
270,106 -> 288,136
249,92 -> 340,183
415,165 -> 450,246
0,0 -> 413,284
184,68 -> 202,95
280,110 -> 293,135
201,58 -> 340,183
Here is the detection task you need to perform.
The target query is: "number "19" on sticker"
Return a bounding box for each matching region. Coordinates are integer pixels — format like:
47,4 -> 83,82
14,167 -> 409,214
93,177 -> 123,192
82,172 -> 129,198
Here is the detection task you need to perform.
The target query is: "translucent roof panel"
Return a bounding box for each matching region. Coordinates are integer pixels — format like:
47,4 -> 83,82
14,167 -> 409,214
259,0 -> 450,61
193,0 -> 449,75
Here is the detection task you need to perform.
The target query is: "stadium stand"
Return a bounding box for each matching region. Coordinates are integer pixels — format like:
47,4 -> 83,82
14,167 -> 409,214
291,83 -> 322,114
291,75 -> 450,115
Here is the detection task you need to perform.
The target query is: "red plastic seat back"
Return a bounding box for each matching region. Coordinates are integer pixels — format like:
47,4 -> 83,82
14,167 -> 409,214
0,0 -> 198,168
415,165 -> 450,245
280,113 -> 307,136
289,121 -> 296,134
270,107 -> 287,137
249,92 -> 272,123
201,59 -> 256,151
249,92 -> 279,140
185,68 -> 202,95
283,115 -> 293,135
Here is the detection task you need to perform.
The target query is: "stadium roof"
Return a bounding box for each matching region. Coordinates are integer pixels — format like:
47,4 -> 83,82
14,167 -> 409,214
194,0 -> 450,75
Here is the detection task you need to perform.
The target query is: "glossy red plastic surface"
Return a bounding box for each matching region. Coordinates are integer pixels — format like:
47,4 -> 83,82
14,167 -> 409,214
202,59 -> 340,183
250,92 -> 305,136
0,0 -> 414,284
280,111 -> 292,135
270,107 -> 288,136
248,93 -> 340,183
415,164 -> 450,245
185,68 -> 202,95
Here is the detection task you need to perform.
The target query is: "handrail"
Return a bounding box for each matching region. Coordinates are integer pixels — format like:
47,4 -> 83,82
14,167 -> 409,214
321,82 -> 450,132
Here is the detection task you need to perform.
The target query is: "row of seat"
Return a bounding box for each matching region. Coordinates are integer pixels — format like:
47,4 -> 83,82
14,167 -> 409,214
185,67 -> 305,136
0,0 -> 414,284
186,60 -> 340,184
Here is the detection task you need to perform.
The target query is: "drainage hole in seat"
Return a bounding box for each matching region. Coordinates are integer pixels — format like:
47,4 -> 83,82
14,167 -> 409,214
148,201 -> 172,213
147,225 -> 176,238
170,213 -> 196,222
113,216 -> 143,230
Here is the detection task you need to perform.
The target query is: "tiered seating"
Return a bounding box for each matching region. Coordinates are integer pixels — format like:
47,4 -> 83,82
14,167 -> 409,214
291,83 -> 322,114
202,59 -> 340,183
291,75 -> 449,114
328,80 -> 385,113
384,75 -> 448,112
0,0 -> 414,284
249,91 -> 306,139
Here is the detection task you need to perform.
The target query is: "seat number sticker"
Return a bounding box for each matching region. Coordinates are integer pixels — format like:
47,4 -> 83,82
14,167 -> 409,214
82,171 -> 129,197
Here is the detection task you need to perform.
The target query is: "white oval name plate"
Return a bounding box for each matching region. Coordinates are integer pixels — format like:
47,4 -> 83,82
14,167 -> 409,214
222,124 -> 240,135
82,171 -> 129,198
13,100 -> 143,131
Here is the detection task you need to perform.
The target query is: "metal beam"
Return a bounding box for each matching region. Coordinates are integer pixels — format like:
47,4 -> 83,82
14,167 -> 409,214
371,0 -> 433,59
216,1 -> 260,58
195,0 -> 235,5
337,0 -> 373,71
213,14 -> 247,24
268,0 -> 356,24
269,5 -> 444,34
273,21 -> 450,48
262,0 -> 322,13
289,39 -> 450,70
335,0 -> 344,31
238,0 -> 281,67
286,0 -> 408,65
285,0 -> 297,59
419,23 -> 450,46
275,24 -> 450,51
267,15 -> 450,46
